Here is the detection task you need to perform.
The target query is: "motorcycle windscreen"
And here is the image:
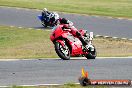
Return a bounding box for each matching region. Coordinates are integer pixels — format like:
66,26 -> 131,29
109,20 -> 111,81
37,15 -> 43,21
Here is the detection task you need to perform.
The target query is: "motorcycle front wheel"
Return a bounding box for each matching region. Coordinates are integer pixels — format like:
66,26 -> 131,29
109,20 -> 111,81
55,41 -> 70,60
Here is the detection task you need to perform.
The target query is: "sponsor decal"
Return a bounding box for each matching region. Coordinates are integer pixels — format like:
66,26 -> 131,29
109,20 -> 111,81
78,68 -> 131,86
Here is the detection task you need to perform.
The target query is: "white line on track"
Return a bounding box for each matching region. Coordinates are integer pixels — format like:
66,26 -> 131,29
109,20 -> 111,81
128,19 -> 132,21
28,28 -> 33,30
16,8 -> 22,10
93,15 -> 100,18
10,25 -> 14,28
121,38 -> 127,40
104,36 -> 110,38
18,27 -> 22,29
6,7 -> 11,9
36,29 -> 41,30
129,39 -> 132,41
36,9 -> 41,11
25,9 -> 30,11
112,37 -> 118,39
0,57 -> 132,61
107,17 -> 113,19
118,18 -> 124,20
95,35 -> 103,37
0,84 -> 62,88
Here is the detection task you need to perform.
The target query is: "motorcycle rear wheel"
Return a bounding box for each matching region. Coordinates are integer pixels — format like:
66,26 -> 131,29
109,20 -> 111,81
85,48 -> 96,59
55,41 -> 70,60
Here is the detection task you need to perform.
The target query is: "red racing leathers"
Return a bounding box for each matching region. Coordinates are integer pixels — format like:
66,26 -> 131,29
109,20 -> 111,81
61,22 -> 88,46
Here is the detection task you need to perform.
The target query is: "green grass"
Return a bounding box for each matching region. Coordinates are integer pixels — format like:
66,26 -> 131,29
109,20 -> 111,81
0,0 -> 132,18
0,25 -> 132,59
94,37 -> 132,57
0,26 -> 57,59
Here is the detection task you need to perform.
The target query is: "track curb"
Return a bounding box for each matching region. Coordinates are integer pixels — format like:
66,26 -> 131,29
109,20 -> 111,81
8,26 -> 132,41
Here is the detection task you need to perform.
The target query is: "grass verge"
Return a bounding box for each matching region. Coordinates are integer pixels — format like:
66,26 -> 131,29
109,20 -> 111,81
0,25 -> 132,59
0,26 -> 57,59
0,0 -> 132,18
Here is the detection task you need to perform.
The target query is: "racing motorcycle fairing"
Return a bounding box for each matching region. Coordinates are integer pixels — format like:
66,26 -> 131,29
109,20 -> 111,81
50,25 -> 85,56
37,15 -> 43,21
65,34 -> 84,56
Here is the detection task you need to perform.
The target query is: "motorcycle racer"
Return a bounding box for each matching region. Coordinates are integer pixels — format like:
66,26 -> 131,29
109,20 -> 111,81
59,18 -> 88,48
50,18 -> 96,60
49,12 -> 59,26
42,8 -> 51,22
41,8 -> 59,27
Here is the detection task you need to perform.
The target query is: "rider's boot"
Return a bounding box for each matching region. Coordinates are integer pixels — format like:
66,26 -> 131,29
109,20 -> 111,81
78,36 -> 89,51
79,36 -> 87,45
79,36 -> 95,52
76,31 -> 89,51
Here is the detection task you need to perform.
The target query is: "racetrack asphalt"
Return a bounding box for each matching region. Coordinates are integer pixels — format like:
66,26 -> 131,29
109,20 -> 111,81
0,58 -> 132,86
0,6 -> 132,39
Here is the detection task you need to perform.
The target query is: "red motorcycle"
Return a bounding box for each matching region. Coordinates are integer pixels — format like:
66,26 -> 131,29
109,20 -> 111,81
50,25 -> 96,60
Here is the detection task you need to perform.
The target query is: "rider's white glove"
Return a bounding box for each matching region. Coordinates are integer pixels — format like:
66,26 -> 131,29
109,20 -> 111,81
67,20 -> 73,27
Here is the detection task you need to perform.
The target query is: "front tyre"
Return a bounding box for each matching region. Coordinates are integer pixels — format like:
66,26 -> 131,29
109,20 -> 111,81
55,41 -> 70,60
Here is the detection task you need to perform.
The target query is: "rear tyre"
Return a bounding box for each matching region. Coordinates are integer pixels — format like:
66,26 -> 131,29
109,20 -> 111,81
85,47 -> 97,59
55,41 -> 70,60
